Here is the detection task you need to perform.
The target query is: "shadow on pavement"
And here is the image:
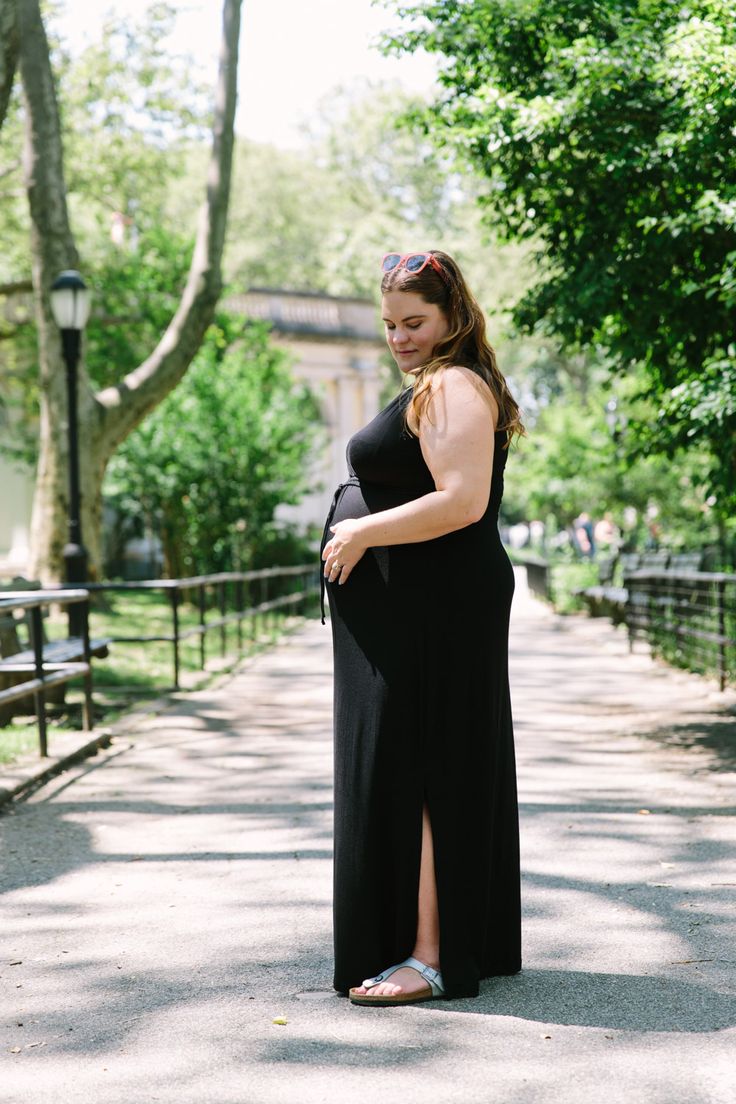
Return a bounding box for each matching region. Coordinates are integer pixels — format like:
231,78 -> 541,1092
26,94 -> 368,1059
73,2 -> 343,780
445,968 -> 736,1033
638,712 -> 736,772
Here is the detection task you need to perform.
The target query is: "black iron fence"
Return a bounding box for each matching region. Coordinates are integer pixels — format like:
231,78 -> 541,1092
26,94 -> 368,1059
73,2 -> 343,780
76,565 -> 320,690
624,568 -> 736,691
512,555 -> 735,692
0,567 -> 319,759
0,589 -> 95,756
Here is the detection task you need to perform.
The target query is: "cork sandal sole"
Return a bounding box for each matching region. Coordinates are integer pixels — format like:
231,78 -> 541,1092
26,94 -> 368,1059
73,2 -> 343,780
349,985 -> 436,1006
348,955 -> 446,1007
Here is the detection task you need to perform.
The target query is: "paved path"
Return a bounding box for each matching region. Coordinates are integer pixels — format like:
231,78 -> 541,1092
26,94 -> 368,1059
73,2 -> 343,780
1,570 -> 735,1103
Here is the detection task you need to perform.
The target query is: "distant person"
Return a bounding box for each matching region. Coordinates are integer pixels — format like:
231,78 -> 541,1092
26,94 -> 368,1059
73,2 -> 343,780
594,512 -> 620,551
508,521 -> 530,549
321,250 -> 526,1006
645,518 -> 662,551
528,519 -> 545,549
573,511 -> 596,558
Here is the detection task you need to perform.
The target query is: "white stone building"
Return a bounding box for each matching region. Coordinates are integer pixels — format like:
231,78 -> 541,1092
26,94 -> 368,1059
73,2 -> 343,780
0,463 -> 33,575
227,288 -> 386,529
0,288 -> 387,574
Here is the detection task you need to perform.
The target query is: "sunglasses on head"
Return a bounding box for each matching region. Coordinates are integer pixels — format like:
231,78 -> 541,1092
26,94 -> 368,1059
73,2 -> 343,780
381,252 -> 449,282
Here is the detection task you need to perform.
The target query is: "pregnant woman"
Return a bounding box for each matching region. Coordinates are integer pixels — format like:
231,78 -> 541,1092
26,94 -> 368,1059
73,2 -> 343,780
321,249 -> 526,1006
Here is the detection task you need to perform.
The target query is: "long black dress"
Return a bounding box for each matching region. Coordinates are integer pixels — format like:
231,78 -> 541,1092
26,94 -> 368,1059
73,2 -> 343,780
321,383 -> 521,1000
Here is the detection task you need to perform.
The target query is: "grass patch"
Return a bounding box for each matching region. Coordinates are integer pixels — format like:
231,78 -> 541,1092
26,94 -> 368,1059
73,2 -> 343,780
1,588 -> 320,768
0,722 -> 42,765
549,559 -> 600,614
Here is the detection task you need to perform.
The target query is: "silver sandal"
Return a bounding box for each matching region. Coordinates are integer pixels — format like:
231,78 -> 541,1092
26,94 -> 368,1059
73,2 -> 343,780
349,955 -> 446,1006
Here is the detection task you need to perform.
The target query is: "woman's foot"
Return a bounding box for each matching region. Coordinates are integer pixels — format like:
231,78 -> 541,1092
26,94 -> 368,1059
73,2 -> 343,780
349,953 -> 443,1004
351,962 -> 436,999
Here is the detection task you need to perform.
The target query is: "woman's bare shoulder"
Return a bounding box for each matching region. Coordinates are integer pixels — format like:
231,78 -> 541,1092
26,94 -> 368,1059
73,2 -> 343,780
429,365 -> 499,426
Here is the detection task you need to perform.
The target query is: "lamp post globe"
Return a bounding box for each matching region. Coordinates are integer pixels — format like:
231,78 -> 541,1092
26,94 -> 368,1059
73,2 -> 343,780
50,271 -> 92,613
50,270 -> 92,331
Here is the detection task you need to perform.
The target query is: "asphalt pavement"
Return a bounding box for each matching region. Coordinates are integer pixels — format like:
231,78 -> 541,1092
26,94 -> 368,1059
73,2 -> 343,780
1,569 -> 735,1104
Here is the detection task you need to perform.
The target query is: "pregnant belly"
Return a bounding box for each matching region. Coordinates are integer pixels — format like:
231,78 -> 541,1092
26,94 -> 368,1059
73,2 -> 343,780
331,480 -> 423,527
322,480 -> 427,552
322,479 -> 436,603
321,478 -> 509,616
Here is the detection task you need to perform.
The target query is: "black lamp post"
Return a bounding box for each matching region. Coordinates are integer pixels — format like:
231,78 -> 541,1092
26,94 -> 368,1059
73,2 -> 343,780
50,271 -> 92,621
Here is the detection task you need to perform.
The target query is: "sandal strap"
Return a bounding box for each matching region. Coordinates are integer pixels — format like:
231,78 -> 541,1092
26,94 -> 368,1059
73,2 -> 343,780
361,956 -> 445,997
403,956 -> 445,996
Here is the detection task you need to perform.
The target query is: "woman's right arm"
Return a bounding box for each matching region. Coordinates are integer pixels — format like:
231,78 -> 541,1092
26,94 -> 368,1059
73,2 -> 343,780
323,367 -> 498,580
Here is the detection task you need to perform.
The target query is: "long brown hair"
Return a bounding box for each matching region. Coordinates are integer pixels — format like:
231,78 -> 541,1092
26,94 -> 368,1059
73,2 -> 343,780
381,250 -> 526,449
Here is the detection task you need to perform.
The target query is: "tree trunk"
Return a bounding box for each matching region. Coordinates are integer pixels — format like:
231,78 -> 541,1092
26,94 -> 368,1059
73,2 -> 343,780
18,0 -> 88,581
0,0 -> 18,132
21,0 -> 242,582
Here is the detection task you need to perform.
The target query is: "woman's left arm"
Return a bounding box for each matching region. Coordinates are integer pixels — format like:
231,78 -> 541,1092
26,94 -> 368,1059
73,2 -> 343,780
323,366 -> 497,583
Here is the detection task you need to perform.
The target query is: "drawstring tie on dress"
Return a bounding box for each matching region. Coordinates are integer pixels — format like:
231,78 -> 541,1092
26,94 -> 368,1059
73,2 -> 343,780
320,476 -> 361,624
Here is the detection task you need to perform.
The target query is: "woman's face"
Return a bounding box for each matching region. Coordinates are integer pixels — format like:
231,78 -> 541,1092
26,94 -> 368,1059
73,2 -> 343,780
381,290 -> 450,376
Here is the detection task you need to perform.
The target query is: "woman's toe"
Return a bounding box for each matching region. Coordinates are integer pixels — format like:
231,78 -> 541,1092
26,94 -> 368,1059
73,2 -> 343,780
351,974 -> 410,999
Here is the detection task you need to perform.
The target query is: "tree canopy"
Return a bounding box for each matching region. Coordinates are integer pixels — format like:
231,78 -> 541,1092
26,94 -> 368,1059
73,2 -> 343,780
105,318 -> 322,576
382,0 -> 736,515
0,0 -> 241,579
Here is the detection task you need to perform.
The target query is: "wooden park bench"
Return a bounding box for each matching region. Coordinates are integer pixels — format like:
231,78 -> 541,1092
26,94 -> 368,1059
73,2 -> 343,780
0,584 -> 111,756
573,553 -> 629,624
624,550 -> 707,651
575,549 -> 707,629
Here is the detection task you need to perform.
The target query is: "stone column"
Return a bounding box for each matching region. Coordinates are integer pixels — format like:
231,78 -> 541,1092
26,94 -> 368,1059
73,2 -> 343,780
336,374 -> 356,482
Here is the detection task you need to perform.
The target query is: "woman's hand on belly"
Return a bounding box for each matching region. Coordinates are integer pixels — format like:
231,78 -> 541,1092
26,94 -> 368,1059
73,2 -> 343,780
322,518 -> 368,585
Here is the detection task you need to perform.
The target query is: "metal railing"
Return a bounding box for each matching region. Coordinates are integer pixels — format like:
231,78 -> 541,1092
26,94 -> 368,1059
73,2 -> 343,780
75,565 -> 320,689
624,569 -> 736,691
0,590 -> 93,756
509,552 -> 551,601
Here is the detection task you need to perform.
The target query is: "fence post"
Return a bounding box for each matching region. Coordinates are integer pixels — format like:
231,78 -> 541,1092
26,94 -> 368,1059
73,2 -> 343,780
235,578 -> 244,655
219,578 -> 227,657
198,583 -> 207,671
30,605 -> 48,757
625,576 -> 634,654
717,578 -> 726,692
81,596 -> 93,730
248,578 -> 257,646
170,586 -> 181,690
260,573 -> 269,640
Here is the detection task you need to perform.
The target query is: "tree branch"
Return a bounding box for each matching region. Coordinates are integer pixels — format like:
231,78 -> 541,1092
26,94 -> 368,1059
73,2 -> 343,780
17,0 -> 85,409
0,278 -> 33,295
0,0 -> 18,132
96,0 -> 242,452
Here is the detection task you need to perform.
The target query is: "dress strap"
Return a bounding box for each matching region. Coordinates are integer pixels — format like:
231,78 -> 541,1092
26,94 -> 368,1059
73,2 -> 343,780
319,477 -> 361,624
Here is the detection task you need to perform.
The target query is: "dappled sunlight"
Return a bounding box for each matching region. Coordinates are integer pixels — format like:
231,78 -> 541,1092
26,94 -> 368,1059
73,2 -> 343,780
2,598 -> 734,1101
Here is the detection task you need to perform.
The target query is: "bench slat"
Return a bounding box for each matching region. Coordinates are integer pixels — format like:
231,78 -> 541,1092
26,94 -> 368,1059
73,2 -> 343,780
0,661 -> 90,675
0,637 -> 111,668
0,666 -> 90,707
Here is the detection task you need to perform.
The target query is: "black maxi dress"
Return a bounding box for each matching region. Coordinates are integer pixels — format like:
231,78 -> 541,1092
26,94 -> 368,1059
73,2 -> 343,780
321,383 -> 521,1000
